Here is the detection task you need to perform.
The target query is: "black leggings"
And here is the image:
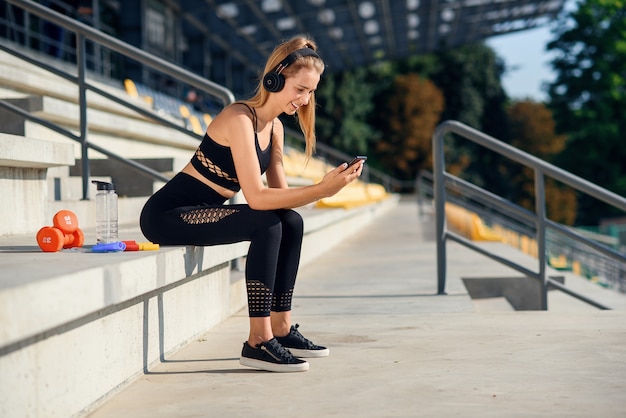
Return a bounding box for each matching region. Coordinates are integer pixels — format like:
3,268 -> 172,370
140,173 -> 303,317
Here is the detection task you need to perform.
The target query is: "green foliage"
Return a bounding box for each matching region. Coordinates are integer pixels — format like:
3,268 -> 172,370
317,42 -> 513,187
547,0 -> 626,224
364,44 -> 510,184
430,44 -> 507,130
429,44 -> 510,193
316,67 -> 378,155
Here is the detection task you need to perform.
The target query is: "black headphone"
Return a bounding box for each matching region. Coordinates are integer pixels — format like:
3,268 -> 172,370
262,47 -> 320,93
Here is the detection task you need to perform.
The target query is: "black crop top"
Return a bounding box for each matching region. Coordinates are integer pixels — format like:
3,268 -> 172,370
190,103 -> 273,192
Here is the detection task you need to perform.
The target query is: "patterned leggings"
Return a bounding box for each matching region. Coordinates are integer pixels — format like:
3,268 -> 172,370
140,173 -> 303,317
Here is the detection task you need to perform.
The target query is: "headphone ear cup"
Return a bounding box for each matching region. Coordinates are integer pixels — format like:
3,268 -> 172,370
263,71 -> 284,92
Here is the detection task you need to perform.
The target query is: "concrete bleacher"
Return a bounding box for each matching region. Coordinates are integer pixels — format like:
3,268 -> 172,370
0,44 -> 397,418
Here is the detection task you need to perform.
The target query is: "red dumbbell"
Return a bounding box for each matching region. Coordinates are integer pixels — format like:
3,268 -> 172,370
36,210 -> 85,252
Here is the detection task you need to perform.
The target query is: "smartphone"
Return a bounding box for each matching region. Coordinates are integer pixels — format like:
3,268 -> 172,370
346,156 -> 367,168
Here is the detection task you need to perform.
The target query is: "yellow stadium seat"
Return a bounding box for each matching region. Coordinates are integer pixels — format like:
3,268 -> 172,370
188,115 -> 204,135
124,79 -> 154,106
179,104 -> 191,118
444,203 -> 502,241
316,181 -> 389,209
123,78 -> 138,97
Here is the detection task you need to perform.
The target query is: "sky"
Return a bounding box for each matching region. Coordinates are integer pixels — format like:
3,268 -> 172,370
484,0 -> 578,102
486,25 -> 557,102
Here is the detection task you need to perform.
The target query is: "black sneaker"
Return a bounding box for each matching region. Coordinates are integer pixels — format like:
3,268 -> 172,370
275,324 -> 330,358
239,338 -> 309,372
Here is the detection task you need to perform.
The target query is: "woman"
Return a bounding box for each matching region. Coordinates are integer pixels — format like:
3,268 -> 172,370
140,36 -> 364,373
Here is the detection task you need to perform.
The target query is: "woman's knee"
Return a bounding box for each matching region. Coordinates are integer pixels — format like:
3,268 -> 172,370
250,210 -> 283,240
278,209 -> 303,234
248,209 -> 303,243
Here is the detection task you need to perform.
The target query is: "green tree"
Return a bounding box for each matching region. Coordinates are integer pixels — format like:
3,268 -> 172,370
431,43 -> 508,137
366,44 -> 509,184
316,67 -> 378,156
547,0 -> 626,224
430,43 -> 510,193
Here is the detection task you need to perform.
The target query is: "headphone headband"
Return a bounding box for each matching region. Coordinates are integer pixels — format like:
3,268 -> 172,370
263,47 -> 320,93
273,47 -> 320,75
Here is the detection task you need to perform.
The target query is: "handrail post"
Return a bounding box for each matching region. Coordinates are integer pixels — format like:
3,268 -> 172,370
433,125 -> 447,295
416,171 -> 424,218
77,33 -> 90,200
535,169 -> 548,310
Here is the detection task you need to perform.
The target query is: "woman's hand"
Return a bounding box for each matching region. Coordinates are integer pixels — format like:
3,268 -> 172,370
318,161 -> 364,198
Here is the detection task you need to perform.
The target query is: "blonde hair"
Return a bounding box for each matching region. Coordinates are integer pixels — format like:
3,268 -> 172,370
243,36 -> 325,158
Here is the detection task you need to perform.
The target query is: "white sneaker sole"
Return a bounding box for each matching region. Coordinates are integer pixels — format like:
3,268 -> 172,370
288,347 -> 330,358
240,357 -> 309,372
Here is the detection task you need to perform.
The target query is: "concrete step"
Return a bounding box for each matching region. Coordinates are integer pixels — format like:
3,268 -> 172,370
45,164 -> 115,202
0,45 -> 197,151
2,94 -> 199,158
0,45 -> 165,124
0,133 -> 74,236
0,130 -> 147,235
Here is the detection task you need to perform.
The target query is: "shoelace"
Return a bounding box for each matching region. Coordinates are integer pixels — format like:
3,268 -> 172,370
291,324 -> 315,348
261,339 -> 295,361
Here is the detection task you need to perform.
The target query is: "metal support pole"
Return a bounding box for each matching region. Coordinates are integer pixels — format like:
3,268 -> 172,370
77,33 -> 90,200
92,0 -> 102,74
416,171 -> 424,218
433,126 -> 447,295
535,169 -> 548,310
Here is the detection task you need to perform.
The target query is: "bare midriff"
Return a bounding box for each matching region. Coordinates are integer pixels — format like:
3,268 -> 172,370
181,162 -> 238,200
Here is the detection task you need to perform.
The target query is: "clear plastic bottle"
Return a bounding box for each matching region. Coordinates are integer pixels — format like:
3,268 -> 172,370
92,180 -> 118,243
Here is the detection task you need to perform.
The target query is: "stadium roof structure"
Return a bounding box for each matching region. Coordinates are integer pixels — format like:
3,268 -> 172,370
176,0 -> 565,74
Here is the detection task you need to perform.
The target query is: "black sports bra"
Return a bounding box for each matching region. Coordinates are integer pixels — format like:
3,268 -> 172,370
190,103 -> 273,192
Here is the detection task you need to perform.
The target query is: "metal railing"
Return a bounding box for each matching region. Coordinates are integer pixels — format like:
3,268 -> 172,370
418,169 -> 626,293
433,120 -> 626,310
2,0 -> 235,200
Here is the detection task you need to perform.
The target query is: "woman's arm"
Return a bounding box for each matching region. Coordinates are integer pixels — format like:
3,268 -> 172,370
246,166 -> 358,210
215,106 -> 362,210
264,119 -> 289,190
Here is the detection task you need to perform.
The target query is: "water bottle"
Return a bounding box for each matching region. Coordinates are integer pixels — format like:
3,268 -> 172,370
92,180 -> 118,244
